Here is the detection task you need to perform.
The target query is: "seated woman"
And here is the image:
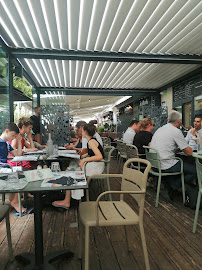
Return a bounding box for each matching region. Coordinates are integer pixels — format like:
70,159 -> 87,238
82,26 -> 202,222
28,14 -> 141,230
52,124 -> 104,209
8,117 -> 38,214
9,117 -> 38,169
133,118 -> 154,156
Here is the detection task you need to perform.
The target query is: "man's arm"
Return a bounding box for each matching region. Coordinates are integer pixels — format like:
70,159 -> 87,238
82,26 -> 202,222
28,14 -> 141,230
183,146 -> 193,156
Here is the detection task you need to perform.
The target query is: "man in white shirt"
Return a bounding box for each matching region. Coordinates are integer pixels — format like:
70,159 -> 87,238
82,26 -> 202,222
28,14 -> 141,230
185,116 -> 202,150
123,120 -> 140,144
150,111 -> 197,198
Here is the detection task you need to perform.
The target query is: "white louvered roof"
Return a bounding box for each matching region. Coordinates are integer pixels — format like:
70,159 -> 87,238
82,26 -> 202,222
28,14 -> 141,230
0,0 -> 202,116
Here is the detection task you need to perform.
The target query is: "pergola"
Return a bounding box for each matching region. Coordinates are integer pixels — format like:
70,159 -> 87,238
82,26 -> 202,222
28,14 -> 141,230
0,0 -> 202,121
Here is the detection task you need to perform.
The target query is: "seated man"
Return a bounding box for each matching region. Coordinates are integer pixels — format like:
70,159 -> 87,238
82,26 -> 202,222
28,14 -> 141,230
123,120 -> 139,144
185,115 -> 202,150
0,123 -> 26,213
150,111 -> 197,200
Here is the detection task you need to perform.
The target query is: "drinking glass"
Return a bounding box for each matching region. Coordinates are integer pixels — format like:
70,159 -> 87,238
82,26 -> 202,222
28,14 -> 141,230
7,172 -> 20,190
53,144 -> 58,156
51,162 -> 60,172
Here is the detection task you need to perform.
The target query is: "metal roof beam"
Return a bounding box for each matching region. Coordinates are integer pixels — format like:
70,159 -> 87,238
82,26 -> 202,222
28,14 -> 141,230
39,87 -> 157,96
11,48 -> 202,65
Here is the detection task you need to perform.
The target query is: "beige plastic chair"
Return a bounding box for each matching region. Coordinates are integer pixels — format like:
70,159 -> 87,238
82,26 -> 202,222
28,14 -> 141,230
144,146 -> 185,207
78,158 -> 152,270
0,203 -> 13,261
192,154 -> 202,233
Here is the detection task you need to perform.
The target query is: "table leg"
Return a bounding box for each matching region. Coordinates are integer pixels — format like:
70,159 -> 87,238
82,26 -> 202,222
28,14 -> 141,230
15,191 -> 74,269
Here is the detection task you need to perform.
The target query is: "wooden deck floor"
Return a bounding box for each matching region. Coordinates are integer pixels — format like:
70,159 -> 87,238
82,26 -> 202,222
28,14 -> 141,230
0,159 -> 201,270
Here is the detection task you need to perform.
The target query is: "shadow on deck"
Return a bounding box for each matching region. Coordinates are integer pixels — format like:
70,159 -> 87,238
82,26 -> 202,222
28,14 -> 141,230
0,159 -> 201,270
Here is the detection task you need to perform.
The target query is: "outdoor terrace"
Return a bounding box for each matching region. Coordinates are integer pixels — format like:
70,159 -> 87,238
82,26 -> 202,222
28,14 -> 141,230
0,159 -> 201,270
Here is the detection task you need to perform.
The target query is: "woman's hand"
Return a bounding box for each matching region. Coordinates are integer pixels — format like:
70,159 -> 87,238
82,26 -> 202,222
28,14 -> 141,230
16,134 -> 22,142
79,159 -> 85,170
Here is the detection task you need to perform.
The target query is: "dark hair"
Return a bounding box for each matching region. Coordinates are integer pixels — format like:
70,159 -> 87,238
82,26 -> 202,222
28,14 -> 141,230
195,115 -> 202,120
83,124 -> 96,137
35,106 -> 40,111
4,122 -> 19,133
129,119 -> 139,127
139,118 -> 153,130
76,121 -> 87,129
89,120 -> 97,125
18,117 -> 34,129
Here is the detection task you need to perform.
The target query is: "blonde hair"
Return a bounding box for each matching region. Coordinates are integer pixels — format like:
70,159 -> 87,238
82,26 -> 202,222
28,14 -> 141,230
18,117 -> 33,129
139,118 -> 153,131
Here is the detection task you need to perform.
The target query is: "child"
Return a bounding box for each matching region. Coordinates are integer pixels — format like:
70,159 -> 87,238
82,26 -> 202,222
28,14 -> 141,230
0,122 -> 26,213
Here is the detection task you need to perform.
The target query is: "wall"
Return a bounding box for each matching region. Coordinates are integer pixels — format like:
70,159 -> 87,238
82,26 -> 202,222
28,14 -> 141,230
160,87 -> 173,112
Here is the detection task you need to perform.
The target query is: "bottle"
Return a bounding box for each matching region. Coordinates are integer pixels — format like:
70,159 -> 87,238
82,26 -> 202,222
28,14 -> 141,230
47,133 -> 54,156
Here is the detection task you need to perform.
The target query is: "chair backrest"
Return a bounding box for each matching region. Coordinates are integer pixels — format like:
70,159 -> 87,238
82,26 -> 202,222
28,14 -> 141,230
195,155 -> 202,189
143,146 -> 161,170
103,146 -> 115,162
101,137 -> 111,147
119,142 -> 127,156
126,144 -> 139,159
121,158 -> 151,207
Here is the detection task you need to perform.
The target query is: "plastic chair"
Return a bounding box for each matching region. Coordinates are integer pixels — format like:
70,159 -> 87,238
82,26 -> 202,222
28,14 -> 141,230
0,203 -> 13,261
85,146 -> 115,201
126,144 -> 146,171
117,142 -> 127,171
192,154 -> 202,233
78,158 -> 152,270
144,146 -> 185,207
101,137 -> 111,147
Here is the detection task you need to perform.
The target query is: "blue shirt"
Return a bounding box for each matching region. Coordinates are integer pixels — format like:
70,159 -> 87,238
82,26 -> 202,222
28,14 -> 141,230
0,138 -> 14,167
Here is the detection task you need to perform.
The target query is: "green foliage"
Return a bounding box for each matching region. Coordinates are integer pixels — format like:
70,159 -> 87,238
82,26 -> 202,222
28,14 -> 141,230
98,126 -> 104,132
13,75 -> 32,98
104,123 -> 109,130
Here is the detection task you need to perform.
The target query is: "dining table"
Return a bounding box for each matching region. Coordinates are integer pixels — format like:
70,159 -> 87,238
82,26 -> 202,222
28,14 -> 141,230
0,171 -> 88,270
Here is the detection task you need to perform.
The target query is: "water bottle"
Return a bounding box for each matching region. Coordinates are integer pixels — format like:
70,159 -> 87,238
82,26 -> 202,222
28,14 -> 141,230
197,132 -> 202,154
47,133 -> 54,156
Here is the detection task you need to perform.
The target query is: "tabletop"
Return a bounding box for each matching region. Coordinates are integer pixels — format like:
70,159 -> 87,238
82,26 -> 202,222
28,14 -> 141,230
0,172 -> 88,194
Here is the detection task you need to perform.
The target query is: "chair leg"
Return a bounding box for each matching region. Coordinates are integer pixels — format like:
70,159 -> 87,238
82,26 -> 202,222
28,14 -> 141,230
139,222 -> 150,270
118,155 -> 121,171
155,175 -> 162,207
106,164 -> 112,201
5,212 -> 13,261
78,220 -> 83,259
124,226 -> 131,252
86,189 -> 90,202
18,193 -> 22,217
84,226 -> 90,270
181,173 -> 185,204
192,192 -> 201,233
2,194 -> 5,204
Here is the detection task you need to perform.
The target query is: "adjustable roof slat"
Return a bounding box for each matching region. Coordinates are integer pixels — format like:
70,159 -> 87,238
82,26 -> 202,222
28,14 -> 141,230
78,0 -> 94,50
86,0 -> 107,51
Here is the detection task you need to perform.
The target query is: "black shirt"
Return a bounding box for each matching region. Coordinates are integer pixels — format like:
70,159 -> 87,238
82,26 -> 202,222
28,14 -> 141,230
30,115 -> 40,134
87,138 -> 104,159
133,131 -> 153,154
